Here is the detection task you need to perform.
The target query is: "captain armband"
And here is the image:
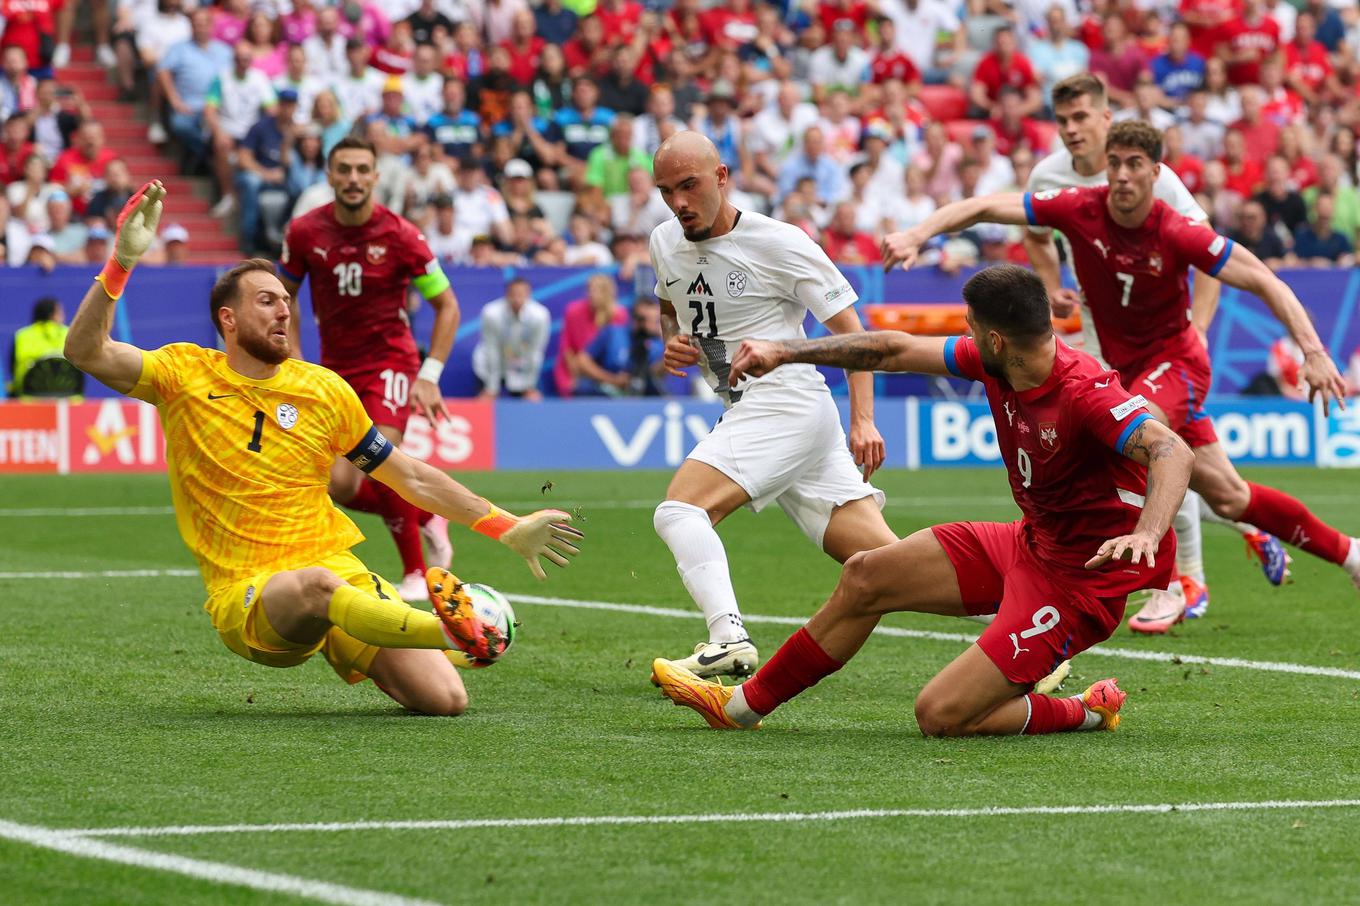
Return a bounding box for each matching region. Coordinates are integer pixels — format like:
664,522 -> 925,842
344,425 -> 394,473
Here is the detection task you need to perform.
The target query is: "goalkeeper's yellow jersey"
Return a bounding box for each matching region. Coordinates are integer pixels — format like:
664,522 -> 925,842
129,343 -> 378,592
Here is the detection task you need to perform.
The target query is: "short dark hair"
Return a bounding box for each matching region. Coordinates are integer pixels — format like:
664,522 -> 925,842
506,276 -> 531,291
962,265 -> 1052,342
1107,120 -> 1163,162
210,258 -> 277,337
1051,73 -> 1106,110
31,296 -> 60,322
326,135 -> 377,168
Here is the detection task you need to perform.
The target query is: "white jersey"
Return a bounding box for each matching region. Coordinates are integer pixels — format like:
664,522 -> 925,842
1026,148 -> 1207,357
650,210 -> 858,406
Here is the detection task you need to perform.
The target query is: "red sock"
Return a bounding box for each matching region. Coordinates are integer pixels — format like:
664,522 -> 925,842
1023,694 -> 1086,735
1241,482 -> 1350,565
373,483 -> 426,576
741,628 -> 843,716
416,508 -> 434,527
345,478 -> 385,515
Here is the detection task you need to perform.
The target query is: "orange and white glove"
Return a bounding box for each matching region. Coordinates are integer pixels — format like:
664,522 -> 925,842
472,506 -> 583,580
97,180 -> 166,299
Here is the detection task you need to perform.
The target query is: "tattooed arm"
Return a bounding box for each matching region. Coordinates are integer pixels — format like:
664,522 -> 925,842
727,332 -> 956,385
1085,417 -> 1194,570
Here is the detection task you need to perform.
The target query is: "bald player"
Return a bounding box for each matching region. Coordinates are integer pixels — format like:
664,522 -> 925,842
645,132 -> 896,680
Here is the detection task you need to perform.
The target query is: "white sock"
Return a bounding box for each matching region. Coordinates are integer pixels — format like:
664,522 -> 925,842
1198,503 -> 1257,536
654,500 -> 746,643
1069,695 -> 1104,730
962,613 -> 995,625
1173,492 -> 1206,584
1343,538 -> 1360,577
725,685 -> 763,727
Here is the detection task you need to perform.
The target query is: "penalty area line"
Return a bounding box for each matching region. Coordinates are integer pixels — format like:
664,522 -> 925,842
0,818 -> 443,906
63,798 -> 1360,839
508,594 -> 1360,682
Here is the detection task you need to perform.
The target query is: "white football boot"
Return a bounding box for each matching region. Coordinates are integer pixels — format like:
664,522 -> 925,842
420,514 -> 453,570
652,639 -> 759,684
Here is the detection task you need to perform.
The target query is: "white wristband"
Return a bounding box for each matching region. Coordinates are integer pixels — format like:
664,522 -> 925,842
417,357 -> 445,384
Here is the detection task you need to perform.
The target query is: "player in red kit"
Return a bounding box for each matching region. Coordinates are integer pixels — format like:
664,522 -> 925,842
278,136 -> 462,602
880,121 -> 1360,630
653,265 -> 1195,736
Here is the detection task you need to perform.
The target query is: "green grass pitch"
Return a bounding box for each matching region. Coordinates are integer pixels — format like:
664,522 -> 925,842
2,468 -> 1359,904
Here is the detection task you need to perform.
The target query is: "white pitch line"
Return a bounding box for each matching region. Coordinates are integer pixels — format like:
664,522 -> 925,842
0,819 -> 443,906
0,506 -> 175,517
63,798 -> 1360,839
509,594 -> 1360,681
0,568 -> 198,579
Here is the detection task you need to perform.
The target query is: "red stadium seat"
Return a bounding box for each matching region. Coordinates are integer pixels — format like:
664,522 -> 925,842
916,85 -> 970,123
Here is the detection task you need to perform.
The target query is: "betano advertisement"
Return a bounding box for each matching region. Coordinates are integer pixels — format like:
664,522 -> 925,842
3,396 -> 1358,474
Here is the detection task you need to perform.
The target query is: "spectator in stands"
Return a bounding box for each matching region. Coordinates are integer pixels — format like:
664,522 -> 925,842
275,44 -> 323,126
1221,0 -> 1281,87
501,8 -> 544,86
987,87 -> 1049,157
555,272 -> 627,397
8,297 -> 67,398
395,136 -> 452,221
242,12 -> 286,78
1254,154 -> 1308,237
492,89 -> 558,186
598,45 -> 648,116
970,27 -> 1041,119
476,0 -> 530,46
1304,154 -> 1359,245
912,119 -> 962,204
280,0 -> 317,45
212,0 -> 249,46
695,80 -> 744,169
1276,125 -> 1316,189
202,41 -> 277,218
0,46 -> 36,121
471,44 -> 518,124
531,43 -> 572,116
310,89 -> 350,157
45,192 -> 86,262
807,20 -> 869,101
1232,85 -> 1281,166
585,115 -> 651,202
403,45 -> 444,126
1114,76 -> 1177,131
82,222 -> 111,265
1177,89 -> 1226,160
1151,21 -> 1205,104
857,122 -> 905,197
371,20 -> 416,76
85,156 -> 133,224
0,112 -> 34,185
302,6 -> 347,81
746,81 -> 818,199
158,9 -> 231,155
1284,11 -> 1338,107
1088,15 -> 1144,108
1201,56 -> 1242,126
550,77 -> 614,188
337,0 -> 394,49
1198,158 -> 1241,229
578,296 -> 665,397
1163,124 -> 1205,194
236,88 -> 297,253
0,0 -> 56,74
50,121 -> 116,215
822,200 -> 880,264
816,88 -> 862,164
611,164 -> 669,237
473,276 -> 551,400
285,124 -> 327,203
424,193 -> 472,262
335,38 -> 384,123
555,211 -> 612,265
1293,193 -> 1355,267
452,157 -> 512,246
776,125 -> 846,205
25,233 -> 56,271
6,151 -> 57,229
426,78 -> 481,164
405,0 -> 455,48
1220,128 -> 1264,197
365,76 -> 420,158
631,83 -> 683,160
1027,5 -> 1089,109
1231,198 -> 1292,267
533,0 -> 577,48
968,125 -> 1014,197
500,158 -> 542,217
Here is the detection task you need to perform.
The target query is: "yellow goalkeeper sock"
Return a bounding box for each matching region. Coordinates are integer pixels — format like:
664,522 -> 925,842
327,585 -> 449,650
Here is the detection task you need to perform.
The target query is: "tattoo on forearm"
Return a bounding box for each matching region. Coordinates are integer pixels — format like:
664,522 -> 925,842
777,333 -> 901,371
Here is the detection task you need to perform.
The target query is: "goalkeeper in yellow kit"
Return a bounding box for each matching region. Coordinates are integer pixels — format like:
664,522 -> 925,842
64,182 -> 583,715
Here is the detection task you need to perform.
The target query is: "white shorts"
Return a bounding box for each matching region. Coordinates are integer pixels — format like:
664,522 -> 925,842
686,383 -> 885,549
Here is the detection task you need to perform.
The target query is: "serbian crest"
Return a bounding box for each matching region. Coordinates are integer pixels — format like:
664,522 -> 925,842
366,243 -> 387,265
276,403 -> 299,430
1039,421 -> 1059,451
727,270 -> 747,297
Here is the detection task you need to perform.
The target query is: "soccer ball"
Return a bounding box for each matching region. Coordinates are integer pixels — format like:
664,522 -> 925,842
459,582 -> 517,668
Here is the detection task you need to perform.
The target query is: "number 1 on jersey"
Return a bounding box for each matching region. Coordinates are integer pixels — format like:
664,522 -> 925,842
247,410 -> 265,453
689,300 -> 717,338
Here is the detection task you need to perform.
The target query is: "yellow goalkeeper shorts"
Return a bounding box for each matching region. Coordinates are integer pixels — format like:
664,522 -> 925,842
204,550 -> 400,684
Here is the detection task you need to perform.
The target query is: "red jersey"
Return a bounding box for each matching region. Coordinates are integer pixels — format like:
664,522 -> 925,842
279,203 -> 440,377
870,50 -> 920,85
1179,0 -> 1239,57
1024,185 -> 1234,375
594,0 -> 641,45
1284,40 -> 1331,93
0,0 -> 56,69
1220,16 -> 1279,86
945,335 -> 1172,595
501,36 -> 545,85
1165,153 -> 1205,194
972,52 -> 1037,104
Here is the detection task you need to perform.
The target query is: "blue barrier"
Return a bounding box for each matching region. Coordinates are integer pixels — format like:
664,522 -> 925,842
3,264 -> 1353,399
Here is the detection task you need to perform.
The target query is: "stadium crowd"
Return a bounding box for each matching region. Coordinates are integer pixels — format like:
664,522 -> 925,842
2,0 -> 1360,269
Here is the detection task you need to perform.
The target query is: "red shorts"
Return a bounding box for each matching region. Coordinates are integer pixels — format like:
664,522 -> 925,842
344,367 -> 415,434
1126,354 -> 1218,448
931,521 -> 1127,686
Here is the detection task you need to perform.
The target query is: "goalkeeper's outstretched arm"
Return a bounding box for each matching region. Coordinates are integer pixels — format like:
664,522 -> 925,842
64,181 -> 166,394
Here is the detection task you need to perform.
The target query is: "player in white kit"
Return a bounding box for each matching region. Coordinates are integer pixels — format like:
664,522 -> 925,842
646,132 -> 896,679
1023,74 -> 1288,630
